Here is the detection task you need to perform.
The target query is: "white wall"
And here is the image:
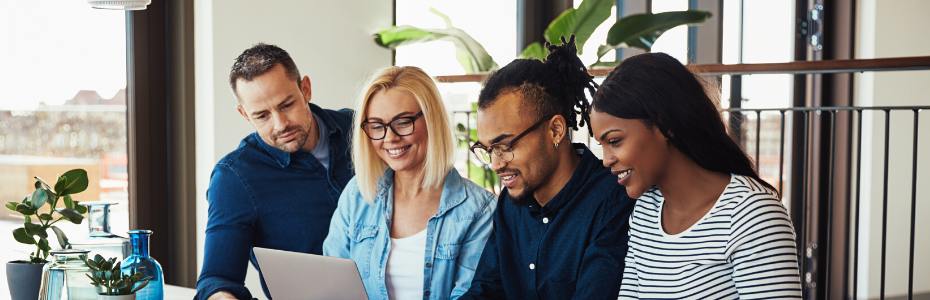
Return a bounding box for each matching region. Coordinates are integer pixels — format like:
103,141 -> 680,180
855,0 -> 930,299
194,1 -> 393,298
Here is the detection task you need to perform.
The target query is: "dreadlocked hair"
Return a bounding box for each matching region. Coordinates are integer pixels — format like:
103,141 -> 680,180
477,35 -> 598,136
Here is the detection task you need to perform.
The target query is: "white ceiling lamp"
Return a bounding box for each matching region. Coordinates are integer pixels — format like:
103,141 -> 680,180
88,0 -> 151,10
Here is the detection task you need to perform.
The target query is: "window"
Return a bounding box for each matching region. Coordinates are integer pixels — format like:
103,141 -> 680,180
0,0 -> 128,292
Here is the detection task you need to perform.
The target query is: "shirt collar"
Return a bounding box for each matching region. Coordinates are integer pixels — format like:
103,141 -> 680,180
375,168 -> 467,218
257,102 -> 340,168
522,143 -> 600,215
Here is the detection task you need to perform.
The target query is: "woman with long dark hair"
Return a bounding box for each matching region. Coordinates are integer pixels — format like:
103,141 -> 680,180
589,52 -> 801,299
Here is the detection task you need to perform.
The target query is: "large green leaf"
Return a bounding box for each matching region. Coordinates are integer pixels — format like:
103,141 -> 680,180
30,188 -> 48,211
16,203 -> 36,216
5,202 -> 17,212
63,195 -> 74,209
13,228 -> 36,245
373,9 -> 498,73
24,223 -> 47,239
519,42 -> 548,60
50,225 -> 70,249
544,0 -> 614,54
58,169 -> 89,196
56,208 -> 84,224
597,10 -> 713,59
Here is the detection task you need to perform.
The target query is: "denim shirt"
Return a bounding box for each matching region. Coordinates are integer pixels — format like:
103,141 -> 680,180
461,144 -> 636,300
195,103 -> 355,300
323,169 -> 497,300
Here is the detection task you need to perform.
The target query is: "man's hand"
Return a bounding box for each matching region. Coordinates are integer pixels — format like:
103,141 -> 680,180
207,291 -> 238,300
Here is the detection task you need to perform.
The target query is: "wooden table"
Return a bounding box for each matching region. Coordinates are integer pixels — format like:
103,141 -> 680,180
165,284 -> 197,300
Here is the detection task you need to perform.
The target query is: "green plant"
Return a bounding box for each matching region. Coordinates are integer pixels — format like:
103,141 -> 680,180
374,1 -> 712,72
84,254 -> 152,296
5,169 -> 89,263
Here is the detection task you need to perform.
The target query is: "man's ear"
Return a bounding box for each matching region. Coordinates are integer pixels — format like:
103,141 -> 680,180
549,115 -> 567,144
300,76 -> 312,102
236,104 -> 253,125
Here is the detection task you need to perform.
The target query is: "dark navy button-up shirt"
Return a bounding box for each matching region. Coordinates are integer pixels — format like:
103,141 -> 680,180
195,103 -> 354,300
462,144 -> 635,300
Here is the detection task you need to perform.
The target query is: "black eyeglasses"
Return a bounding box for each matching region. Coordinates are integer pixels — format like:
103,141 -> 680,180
469,115 -> 556,165
360,111 -> 424,140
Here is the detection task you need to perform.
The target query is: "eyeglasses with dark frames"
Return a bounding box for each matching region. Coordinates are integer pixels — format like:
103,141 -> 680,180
469,115 -> 556,165
360,111 -> 424,140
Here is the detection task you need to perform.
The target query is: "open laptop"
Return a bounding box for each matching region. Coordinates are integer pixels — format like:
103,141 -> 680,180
253,247 -> 369,300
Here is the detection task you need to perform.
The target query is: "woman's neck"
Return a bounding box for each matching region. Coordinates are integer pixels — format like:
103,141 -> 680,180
393,167 -> 436,201
656,151 -> 731,210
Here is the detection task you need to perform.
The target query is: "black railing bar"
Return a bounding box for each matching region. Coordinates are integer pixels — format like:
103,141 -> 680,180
825,111 -> 837,300
797,111 -> 814,292
755,111 -> 762,173
853,109 -> 863,299
779,111 -> 786,196
699,65 -> 930,76
880,109 -> 891,300
908,110 -> 919,300
720,106 -> 930,113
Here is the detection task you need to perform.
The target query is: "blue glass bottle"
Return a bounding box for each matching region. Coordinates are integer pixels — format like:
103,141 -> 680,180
121,230 -> 164,300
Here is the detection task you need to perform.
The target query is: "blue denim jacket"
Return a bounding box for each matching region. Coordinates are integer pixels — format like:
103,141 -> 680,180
323,169 -> 497,300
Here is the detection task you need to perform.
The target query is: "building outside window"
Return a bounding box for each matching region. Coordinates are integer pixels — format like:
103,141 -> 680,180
0,0 -> 128,294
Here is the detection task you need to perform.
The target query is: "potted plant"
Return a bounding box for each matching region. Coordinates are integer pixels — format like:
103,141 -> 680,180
84,254 -> 152,300
5,168 -> 89,300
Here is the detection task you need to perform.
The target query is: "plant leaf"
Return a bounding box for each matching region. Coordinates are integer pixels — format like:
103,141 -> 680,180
130,280 -> 150,294
598,10 -> 713,58
15,203 -> 36,216
56,208 -> 85,224
373,9 -> 498,73
519,42 -> 548,60
38,213 -> 53,221
54,175 -> 68,195
13,228 -> 36,245
590,60 -> 621,68
74,202 -> 87,214
24,223 -> 47,239
5,201 -> 18,212
544,0 -> 614,54
30,188 -> 48,211
34,176 -> 53,192
50,225 -> 70,249
63,195 -> 74,209
38,238 -> 50,251
58,169 -> 89,196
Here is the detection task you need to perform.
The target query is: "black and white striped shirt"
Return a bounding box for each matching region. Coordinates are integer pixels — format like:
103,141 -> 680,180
618,174 -> 802,299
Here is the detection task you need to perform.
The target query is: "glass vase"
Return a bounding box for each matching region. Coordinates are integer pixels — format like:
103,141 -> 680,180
69,202 -> 131,261
38,249 -> 97,300
120,230 -> 164,300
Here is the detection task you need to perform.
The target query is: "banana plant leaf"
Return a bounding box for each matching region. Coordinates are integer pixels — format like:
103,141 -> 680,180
596,10 -> 712,60
519,42 -> 548,60
373,8 -> 498,73
543,0 -> 614,55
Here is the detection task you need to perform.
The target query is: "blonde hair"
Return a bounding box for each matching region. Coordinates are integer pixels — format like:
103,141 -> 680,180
352,66 -> 456,204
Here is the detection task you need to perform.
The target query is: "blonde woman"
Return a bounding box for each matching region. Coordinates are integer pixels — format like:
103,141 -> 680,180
323,66 -> 497,300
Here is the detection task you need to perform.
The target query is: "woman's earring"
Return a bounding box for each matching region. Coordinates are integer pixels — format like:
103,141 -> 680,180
554,143 -> 560,149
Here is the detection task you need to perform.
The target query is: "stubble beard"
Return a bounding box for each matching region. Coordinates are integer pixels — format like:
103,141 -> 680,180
506,140 -> 557,207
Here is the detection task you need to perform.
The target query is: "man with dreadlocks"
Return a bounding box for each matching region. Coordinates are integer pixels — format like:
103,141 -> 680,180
462,36 -> 635,300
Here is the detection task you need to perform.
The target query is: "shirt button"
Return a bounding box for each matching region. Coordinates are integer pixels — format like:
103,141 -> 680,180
529,263 -> 535,270
425,262 -> 432,268
542,217 -> 549,224
424,291 -> 430,296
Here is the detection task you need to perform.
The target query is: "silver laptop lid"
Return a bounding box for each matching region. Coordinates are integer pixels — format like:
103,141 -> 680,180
253,247 -> 369,300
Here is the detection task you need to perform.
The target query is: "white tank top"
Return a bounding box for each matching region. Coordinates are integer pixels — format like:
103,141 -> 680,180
385,229 -> 428,300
